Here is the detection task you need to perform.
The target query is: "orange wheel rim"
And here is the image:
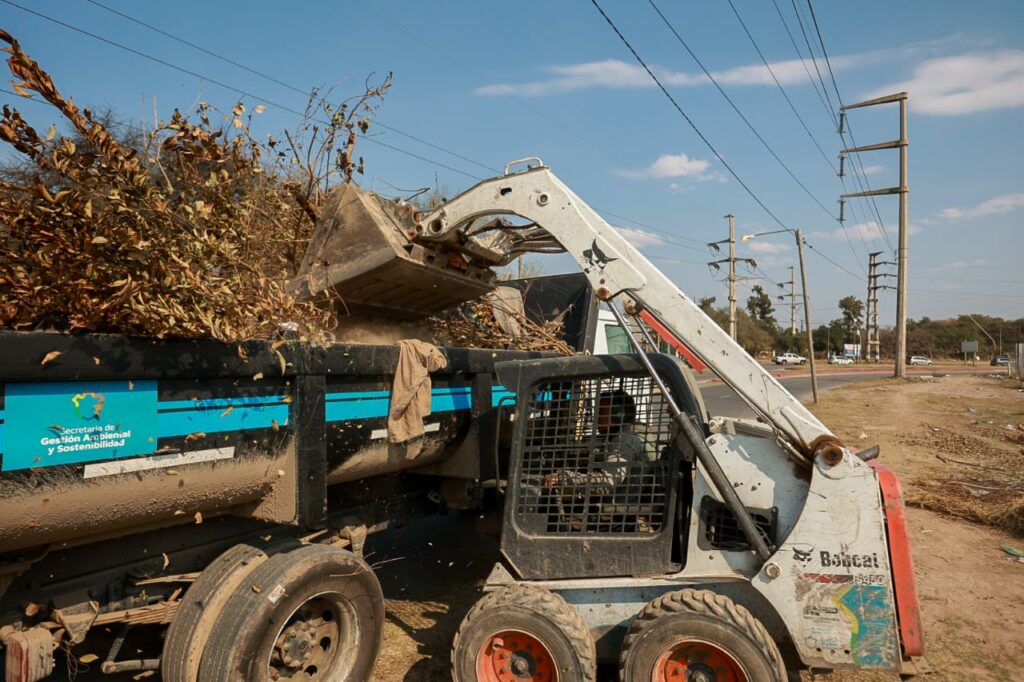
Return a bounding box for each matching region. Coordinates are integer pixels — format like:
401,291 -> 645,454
652,639 -> 747,682
475,629 -> 558,682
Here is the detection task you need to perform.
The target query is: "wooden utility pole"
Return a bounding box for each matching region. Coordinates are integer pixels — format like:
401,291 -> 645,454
795,229 -> 818,403
840,92 -> 909,378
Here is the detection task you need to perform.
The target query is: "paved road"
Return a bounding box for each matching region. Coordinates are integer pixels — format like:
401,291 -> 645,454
698,366 -> 996,419
700,371 -> 885,419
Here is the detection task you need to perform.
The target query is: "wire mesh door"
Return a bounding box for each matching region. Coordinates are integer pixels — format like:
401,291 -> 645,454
512,372 -> 678,538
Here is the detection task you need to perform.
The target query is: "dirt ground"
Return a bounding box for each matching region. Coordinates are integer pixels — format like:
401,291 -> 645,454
372,374 -> 1024,681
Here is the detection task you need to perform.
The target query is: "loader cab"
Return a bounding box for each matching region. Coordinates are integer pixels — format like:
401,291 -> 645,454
493,354 -> 704,580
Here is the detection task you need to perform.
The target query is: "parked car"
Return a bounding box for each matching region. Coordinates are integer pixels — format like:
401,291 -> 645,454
829,355 -> 854,365
909,356 -> 933,366
991,355 -> 1012,366
773,351 -> 807,365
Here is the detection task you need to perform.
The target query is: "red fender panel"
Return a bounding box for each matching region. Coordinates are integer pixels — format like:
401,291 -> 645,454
869,461 -> 925,657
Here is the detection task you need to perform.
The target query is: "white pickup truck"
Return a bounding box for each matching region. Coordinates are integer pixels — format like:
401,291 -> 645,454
772,351 -> 807,365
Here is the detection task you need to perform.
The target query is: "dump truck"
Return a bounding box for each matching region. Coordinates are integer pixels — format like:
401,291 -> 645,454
1,158 -> 923,681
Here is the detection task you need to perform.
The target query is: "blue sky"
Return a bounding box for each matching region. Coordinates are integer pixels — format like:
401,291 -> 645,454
3,0 -> 1023,323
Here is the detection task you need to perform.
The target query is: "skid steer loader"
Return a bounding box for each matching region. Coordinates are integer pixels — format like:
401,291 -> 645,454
296,158 -> 924,680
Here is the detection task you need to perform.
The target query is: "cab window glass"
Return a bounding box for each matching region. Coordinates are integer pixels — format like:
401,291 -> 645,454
605,324 -> 631,354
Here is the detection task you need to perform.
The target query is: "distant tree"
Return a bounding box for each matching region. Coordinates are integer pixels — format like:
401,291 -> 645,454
735,310 -> 773,354
746,285 -> 777,329
838,295 -> 863,340
698,296 -> 717,313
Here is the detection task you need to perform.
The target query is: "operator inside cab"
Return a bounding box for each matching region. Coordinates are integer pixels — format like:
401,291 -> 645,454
543,389 -> 659,491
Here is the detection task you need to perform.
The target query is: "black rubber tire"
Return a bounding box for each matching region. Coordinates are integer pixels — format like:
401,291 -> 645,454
451,585 -> 597,682
618,588 -> 787,682
161,540 -> 298,682
197,543 -> 384,682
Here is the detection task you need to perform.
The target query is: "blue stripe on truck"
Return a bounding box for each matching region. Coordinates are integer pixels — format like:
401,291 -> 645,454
324,386 -> 472,422
1,384 -> 513,470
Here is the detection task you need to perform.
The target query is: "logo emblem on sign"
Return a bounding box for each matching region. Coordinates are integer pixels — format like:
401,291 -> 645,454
71,391 -> 106,421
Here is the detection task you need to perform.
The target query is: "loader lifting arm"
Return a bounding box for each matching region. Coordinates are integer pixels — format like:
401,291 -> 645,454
414,159 -> 844,460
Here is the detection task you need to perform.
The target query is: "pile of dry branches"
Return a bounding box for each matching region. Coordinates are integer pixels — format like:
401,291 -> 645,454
432,298 -> 573,355
0,29 -> 388,340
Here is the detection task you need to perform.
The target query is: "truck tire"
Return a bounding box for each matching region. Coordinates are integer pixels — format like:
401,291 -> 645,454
618,588 -> 787,682
451,585 -> 596,682
198,543 -> 384,682
162,540 -> 298,682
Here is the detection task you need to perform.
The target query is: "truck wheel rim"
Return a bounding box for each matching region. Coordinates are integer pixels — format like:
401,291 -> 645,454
266,591 -> 357,679
652,639 -> 747,682
476,629 -> 557,682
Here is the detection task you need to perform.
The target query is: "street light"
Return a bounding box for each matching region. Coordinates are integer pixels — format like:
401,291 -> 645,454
740,229 -> 790,242
740,228 -> 819,403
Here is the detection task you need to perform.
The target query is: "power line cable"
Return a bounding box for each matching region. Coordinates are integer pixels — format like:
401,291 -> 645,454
768,0 -> 889,256
769,0 -> 835,124
85,0 -> 501,176
1,0 -> 493,179
771,0 -> 892,255
346,0 -> 723,254
725,0 -> 837,175
789,0 -> 838,122
648,0 -> 838,222
588,1 -> 791,237
804,0 -> 893,251
588,0 -> 865,284
25,0 -> 708,252
348,0 -> 621,165
722,0 -> 873,272
84,0 -> 308,97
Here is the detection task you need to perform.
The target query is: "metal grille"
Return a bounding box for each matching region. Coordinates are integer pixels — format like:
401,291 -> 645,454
700,497 -> 776,551
514,373 -> 677,536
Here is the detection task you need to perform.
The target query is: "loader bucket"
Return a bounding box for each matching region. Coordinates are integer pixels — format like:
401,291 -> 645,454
289,184 -> 496,319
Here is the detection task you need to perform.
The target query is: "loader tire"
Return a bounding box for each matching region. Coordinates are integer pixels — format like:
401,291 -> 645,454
452,585 -> 596,682
198,543 -> 384,682
618,588 -> 787,682
161,540 -> 298,682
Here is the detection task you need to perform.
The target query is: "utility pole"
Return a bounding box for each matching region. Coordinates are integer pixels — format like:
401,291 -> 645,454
707,214 -> 754,342
789,266 -> 797,335
866,252 -> 896,362
840,92 -> 909,378
776,266 -> 798,337
866,253 -> 880,362
728,213 -> 736,340
795,229 -> 818,403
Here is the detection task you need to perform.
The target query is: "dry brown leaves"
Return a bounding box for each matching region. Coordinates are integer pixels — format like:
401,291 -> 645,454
432,298 -> 572,355
0,30 -> 388,341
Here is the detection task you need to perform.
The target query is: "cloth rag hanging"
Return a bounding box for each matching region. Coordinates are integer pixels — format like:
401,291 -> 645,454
388,339 -> 448,443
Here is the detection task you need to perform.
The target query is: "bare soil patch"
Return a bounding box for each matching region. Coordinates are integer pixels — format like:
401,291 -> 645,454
805,374 -> 1024,680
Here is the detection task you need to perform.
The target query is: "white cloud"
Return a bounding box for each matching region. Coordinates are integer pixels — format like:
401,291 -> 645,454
617,153 -> 715,181
816,220 -> 920,242
868,50 -> 1024,115
612,225 -> 664,249
859,164 -> 885,175
475,50 -> 883,97
648,153 -> 708,179
947,258 -> 990,268
476,60 -> 652,96
940,192 -> 1024,221
746,241 -> 790,254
